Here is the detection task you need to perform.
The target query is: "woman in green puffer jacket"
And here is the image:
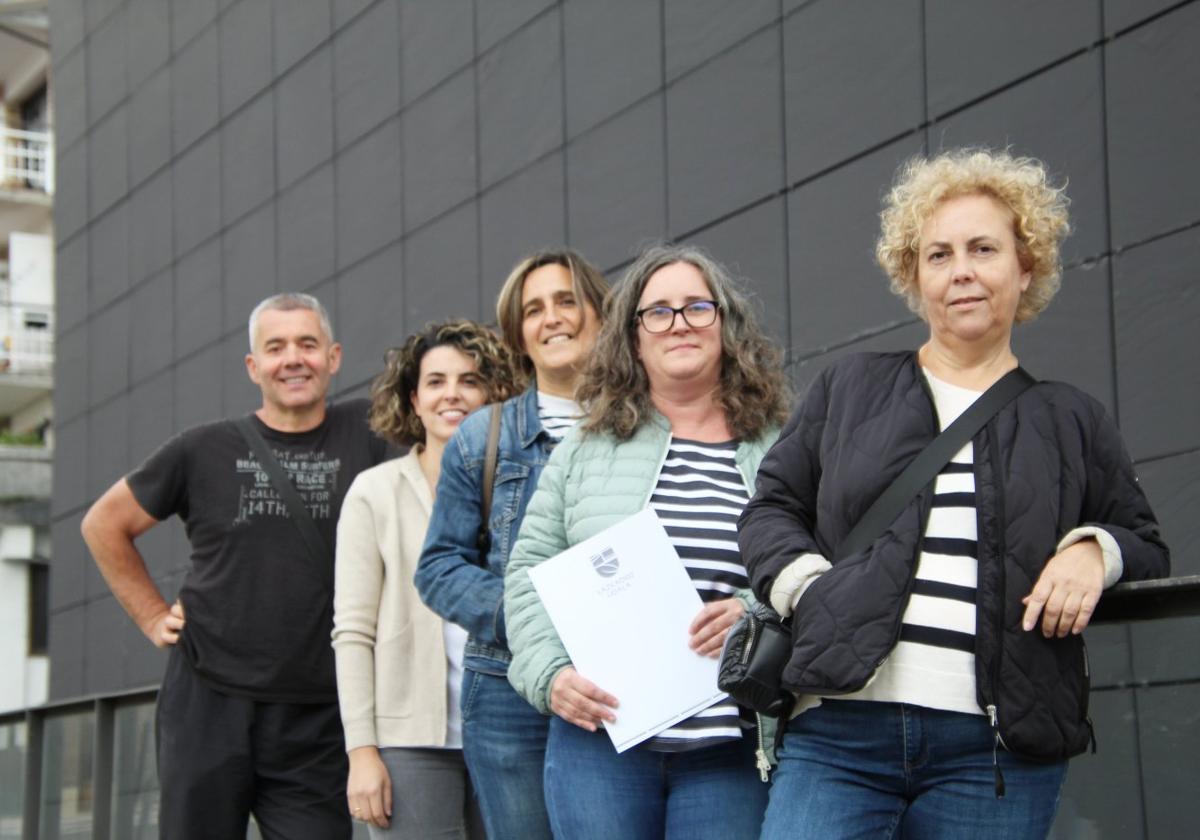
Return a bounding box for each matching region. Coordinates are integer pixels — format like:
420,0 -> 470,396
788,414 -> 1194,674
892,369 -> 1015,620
504,243 -> 791,840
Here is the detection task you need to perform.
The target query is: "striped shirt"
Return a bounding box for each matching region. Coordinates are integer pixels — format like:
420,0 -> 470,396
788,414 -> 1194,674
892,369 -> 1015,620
644,437 -> 750,752
537,392 -> 582,442
844,371 -> 984,715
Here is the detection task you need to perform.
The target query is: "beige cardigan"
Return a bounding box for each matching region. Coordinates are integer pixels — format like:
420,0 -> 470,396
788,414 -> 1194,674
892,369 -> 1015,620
332,449 -> 450,751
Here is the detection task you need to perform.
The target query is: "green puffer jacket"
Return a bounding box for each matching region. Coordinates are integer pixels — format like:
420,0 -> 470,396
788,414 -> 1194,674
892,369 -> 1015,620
504,412 -> 778,716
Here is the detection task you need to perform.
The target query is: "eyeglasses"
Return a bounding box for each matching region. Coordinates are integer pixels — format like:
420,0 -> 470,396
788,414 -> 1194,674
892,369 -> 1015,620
633,300 -> 720,333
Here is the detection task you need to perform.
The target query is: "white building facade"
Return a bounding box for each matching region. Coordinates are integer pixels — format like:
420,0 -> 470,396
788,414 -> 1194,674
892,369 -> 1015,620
0,0 -> 53,722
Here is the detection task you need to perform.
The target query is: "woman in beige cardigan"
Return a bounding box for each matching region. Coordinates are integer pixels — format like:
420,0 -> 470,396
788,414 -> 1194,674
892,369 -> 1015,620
333,320 -> 517,837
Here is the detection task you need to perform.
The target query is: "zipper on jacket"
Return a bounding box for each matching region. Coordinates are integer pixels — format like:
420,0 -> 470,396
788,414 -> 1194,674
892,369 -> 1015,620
639,432 -> 673,509
987,704 -> 1007,798
876,366 -> 943,673
1082,641 -> 1097,754
754,712 -> 771,783
983,431 -> 1008,779
826,490 -> 924,686
879,498 -> 931,668
741,617 -> 758,667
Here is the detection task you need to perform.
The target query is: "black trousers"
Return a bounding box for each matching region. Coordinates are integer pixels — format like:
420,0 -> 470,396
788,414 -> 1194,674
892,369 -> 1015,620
155,648 -> 351,840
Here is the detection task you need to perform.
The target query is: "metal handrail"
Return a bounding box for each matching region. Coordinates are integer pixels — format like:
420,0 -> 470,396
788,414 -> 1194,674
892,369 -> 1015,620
0,686 -> 158,840
0,685 -> 157,724
1090,574 -> 1200,623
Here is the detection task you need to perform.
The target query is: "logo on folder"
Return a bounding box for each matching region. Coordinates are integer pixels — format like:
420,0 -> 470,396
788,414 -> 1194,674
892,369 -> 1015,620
590,547 -> 620,578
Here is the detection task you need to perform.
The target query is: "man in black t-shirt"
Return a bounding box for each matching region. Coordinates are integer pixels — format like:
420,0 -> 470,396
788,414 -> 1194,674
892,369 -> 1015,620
82,293 -> 389,840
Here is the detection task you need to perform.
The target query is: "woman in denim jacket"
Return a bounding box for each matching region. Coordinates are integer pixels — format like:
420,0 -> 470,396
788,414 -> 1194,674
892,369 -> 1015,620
415,249 -> 608,839
505,244 -> 791,839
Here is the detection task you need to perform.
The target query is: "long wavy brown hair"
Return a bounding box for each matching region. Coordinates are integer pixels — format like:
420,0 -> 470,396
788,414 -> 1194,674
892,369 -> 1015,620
368,320 -> 519,446
578,244 -> 789,441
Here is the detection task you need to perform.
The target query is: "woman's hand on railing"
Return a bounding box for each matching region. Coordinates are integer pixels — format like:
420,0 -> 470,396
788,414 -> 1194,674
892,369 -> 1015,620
1022,540 -> 1105,638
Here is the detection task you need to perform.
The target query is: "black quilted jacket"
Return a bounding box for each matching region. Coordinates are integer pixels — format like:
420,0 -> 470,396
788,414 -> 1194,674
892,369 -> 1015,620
739,351 -> 1169,762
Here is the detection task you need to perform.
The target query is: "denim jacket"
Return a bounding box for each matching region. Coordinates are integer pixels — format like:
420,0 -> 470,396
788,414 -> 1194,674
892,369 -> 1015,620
416,386 -> 555,676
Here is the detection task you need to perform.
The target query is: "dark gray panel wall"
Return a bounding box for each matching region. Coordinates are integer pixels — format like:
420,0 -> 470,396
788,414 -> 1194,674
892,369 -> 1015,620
48,1 -> 1198,834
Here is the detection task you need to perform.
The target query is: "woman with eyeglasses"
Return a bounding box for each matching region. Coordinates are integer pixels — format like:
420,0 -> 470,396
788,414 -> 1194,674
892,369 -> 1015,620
504,244 -> 791,839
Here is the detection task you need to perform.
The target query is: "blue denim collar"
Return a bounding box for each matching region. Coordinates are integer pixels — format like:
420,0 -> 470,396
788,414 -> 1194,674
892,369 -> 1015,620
516,385 -> 545,449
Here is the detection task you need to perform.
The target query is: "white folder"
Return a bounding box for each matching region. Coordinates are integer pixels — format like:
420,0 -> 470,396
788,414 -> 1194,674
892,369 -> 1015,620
528,508 -> 727,752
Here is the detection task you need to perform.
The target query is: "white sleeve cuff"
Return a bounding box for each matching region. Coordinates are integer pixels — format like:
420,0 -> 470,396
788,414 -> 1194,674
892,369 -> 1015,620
769,554 -> 832,618
1057,527 -> 1124,589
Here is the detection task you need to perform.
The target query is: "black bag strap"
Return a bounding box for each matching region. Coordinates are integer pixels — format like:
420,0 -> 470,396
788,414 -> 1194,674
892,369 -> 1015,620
235,416 -> 332,585
838,367 -> 1036,559
475,403 -> 504,553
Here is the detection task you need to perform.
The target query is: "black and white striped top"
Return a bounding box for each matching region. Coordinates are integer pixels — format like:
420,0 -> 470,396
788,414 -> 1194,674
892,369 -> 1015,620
537,392 -> 582,442
644,437 -> 751,752
844,371 -> 983,715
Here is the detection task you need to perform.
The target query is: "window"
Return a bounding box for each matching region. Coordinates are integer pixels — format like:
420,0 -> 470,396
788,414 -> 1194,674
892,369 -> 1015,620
39,711 -> 95,839
16,83 -> 49,190
111,702 -> 157,839
0,719 -> 27,839
19,84 -> 48,133
29,563 -> 48,656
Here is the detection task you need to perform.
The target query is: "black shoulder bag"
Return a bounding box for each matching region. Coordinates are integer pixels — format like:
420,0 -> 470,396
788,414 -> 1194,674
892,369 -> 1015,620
235,417 -> 332,586
719,367 -> 1036,717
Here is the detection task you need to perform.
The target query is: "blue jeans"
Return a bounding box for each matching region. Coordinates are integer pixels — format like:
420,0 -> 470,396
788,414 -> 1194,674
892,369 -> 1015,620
460,669 -> 552,840
761,700 -> 1067,840
543,716 -> 769,839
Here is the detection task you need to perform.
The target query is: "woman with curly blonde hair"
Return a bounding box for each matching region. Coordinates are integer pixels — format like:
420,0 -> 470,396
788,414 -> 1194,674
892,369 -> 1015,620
875,147 -> 1070,323
332,320 -> 516,837
505,244 -> 790,838
741,148 -> 1168,838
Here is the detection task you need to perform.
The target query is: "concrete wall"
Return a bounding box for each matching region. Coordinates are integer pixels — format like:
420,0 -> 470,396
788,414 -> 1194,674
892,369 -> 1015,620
47,1 -> 1198,836
0,445 -> 51,497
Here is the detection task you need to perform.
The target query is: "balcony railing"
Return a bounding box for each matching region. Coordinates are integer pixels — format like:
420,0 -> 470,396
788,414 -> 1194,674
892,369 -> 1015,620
1,302 -> 53,376
0,127 -> 53,196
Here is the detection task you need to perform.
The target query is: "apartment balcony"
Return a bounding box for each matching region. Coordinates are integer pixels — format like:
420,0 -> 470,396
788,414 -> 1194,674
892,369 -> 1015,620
0,126 -> 52,196
0,320 -> 51,374
1,302 -> 51,369
0,127 -> 52,239
0,302 -> 51,425
0,442 -> 50,499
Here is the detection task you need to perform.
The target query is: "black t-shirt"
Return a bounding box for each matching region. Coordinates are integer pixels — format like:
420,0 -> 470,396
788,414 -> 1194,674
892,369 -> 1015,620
126,400 -> 389,703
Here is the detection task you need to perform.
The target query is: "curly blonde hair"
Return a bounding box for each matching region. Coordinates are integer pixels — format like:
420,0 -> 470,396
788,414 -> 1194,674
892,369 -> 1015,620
578,244 -> 790,442
368,320 -> 519,446
876,148 -> 1071,323
494,249 -> 610,383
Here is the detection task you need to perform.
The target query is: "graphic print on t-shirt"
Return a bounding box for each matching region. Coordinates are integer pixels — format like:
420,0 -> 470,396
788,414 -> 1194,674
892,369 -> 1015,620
123,400 -> 389,701
233,449 -> 343,525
